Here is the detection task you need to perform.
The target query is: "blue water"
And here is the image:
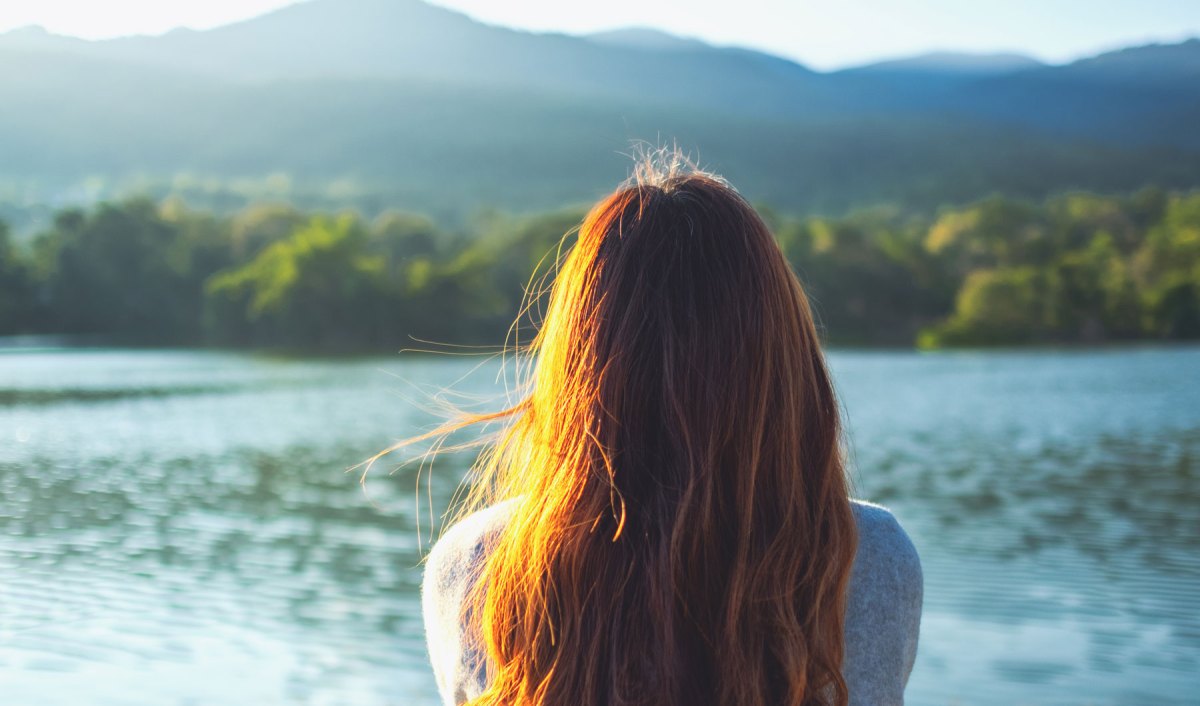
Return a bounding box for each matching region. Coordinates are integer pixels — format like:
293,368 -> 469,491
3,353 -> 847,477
1,346 -> 1197,705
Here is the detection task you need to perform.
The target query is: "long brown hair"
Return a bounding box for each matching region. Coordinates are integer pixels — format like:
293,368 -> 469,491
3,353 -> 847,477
403,157 -> 856,706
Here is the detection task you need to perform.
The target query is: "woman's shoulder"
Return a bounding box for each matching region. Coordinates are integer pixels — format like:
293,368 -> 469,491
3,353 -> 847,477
848,498 -> 923,590
426,498 -> 920,594
850,499 -> 921,564
426,499 -> 919,579
422,500 -> 520,703
424,498 -> 922,704
844,500 -> 923,704
424,500 -> 517,599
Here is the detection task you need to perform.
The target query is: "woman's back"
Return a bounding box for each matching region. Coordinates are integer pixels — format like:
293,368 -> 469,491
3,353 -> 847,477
396,159 -> 923,705
423,499 -> 922,706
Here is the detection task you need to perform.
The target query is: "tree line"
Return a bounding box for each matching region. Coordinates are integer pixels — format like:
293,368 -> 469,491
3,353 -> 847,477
0,188 -> 1196,351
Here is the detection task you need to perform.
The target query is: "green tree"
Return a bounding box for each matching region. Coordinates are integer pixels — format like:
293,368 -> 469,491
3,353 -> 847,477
1134,193 -> 1200,337
205,215 -> 388,348
779,212 -> 947,344
919,267 -> 1050,347
36,200 -> 203,341
0,221 -> 35,333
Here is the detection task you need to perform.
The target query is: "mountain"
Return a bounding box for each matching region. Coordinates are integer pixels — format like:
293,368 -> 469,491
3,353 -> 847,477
0,0 -> 1197,225
826,51 -> 1044,113
845,51 -> 1044,77
949,39 -> 1200,148
1054,38 -> 1200,84
0,24 -> 90,52
586,28 -> 713,52
0,0 -> 823,116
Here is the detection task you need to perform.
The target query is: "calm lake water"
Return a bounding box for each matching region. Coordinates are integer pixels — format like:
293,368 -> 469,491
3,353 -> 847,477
1,346 -> 1197,705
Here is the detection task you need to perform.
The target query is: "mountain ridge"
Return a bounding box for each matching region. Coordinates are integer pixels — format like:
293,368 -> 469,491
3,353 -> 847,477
5,5 -> 1192,76
0,0 -> 1197,224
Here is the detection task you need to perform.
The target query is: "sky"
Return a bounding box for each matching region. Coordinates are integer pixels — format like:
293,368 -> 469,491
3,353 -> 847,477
0,0 -> 1197,70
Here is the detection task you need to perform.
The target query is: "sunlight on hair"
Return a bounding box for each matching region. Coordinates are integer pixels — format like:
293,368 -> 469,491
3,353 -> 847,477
622,141 -> 732,193
368,155 -> 857,706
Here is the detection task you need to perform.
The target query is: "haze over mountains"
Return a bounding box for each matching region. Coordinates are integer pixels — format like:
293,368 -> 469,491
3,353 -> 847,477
1,0 -> 1198,225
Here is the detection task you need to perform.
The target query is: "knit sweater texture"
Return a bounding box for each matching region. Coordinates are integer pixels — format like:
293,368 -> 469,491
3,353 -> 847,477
422,498 -> 923,706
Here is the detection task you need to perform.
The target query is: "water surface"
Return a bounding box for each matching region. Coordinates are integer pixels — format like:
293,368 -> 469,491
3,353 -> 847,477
1,346 -> 1197,705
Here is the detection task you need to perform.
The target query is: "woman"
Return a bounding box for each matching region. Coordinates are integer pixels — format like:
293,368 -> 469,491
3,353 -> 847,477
418,158 -> 922,706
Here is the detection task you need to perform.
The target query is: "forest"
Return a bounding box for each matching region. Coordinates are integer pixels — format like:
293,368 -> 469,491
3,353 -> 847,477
0,187 -> 1197,351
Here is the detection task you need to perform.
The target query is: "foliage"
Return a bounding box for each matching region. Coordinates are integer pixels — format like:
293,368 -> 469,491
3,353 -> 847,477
0,221 -> 35,331
916,189 -> 1200,346
205,215 -> 387,348
2,189 -> 1198,350
24,199 -> 236,342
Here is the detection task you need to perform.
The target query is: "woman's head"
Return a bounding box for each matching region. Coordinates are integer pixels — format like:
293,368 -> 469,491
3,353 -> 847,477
529,160 -> 837,530
442,157 -> 856,706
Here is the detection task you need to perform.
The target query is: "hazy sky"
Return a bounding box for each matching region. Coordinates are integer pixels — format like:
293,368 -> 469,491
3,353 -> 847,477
1,0 -> 1197,70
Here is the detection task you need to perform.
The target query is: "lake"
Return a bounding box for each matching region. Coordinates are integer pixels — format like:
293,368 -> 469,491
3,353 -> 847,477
1,346 -> 1197,705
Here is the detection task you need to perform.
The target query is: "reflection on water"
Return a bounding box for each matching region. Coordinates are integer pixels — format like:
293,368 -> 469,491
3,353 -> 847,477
1,347 -> 1197,705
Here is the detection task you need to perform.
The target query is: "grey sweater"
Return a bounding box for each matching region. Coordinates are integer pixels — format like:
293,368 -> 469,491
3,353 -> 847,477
422,499 -> 923,706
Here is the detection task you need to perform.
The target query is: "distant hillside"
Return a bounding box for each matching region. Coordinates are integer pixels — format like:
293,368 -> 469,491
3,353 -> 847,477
586,28 -> 714,52
843,51 -> 1045,76
950,39 -> 1200,148
0,0 -> 823,115
0,0 -> 1198,226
